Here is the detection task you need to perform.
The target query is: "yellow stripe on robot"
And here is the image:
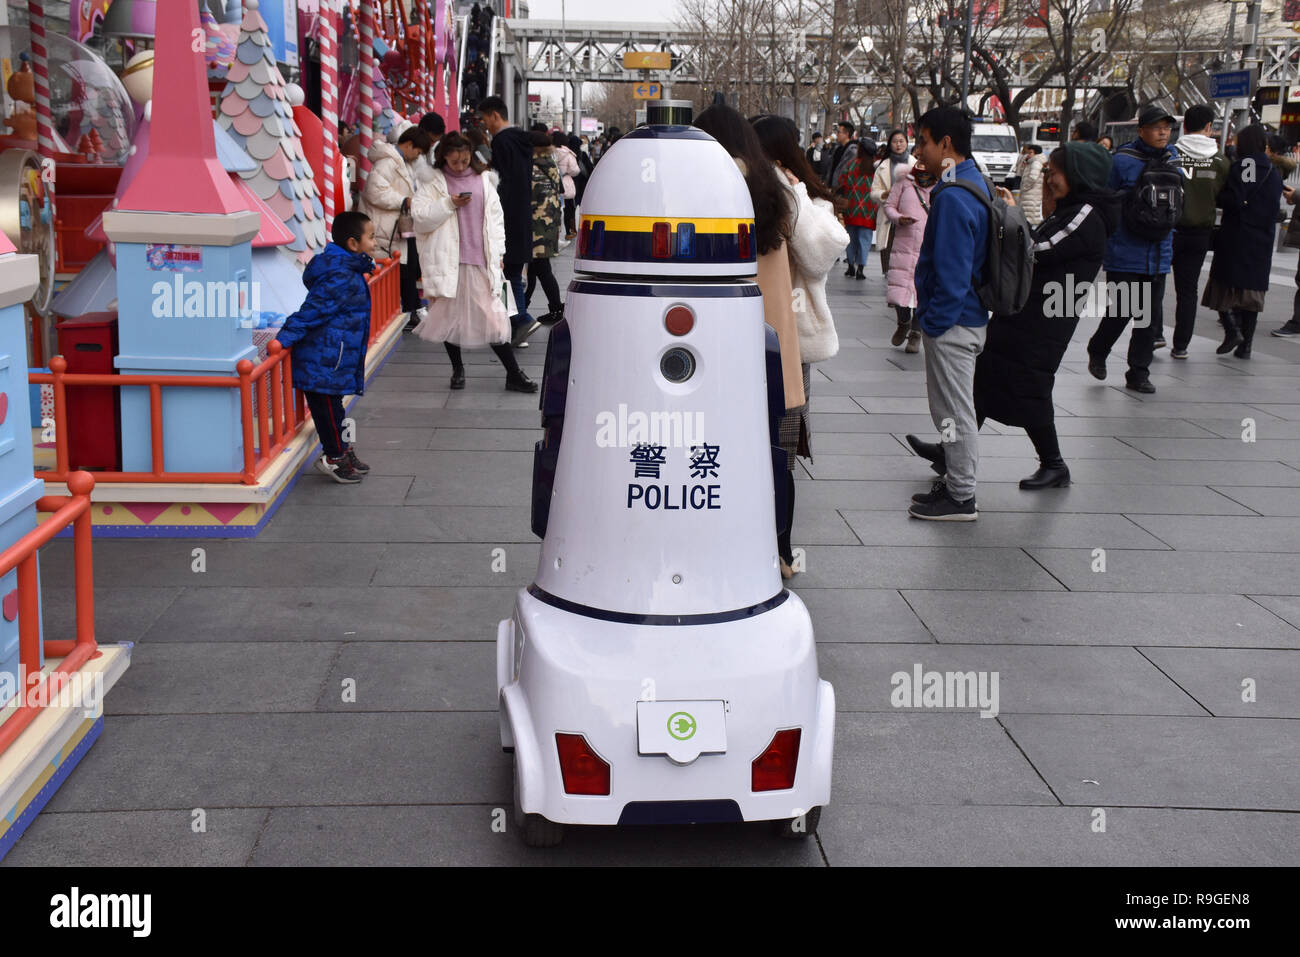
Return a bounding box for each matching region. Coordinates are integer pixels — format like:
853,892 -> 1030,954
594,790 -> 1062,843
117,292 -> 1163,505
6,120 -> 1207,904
580,215 -> 754,234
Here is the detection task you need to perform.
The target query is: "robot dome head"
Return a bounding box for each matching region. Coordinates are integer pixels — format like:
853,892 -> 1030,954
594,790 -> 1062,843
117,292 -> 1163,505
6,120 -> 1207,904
575,122 -> 757,279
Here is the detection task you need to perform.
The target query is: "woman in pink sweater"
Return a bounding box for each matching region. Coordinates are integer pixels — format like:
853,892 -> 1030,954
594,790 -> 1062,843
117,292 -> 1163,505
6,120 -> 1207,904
881,161 -> 937,353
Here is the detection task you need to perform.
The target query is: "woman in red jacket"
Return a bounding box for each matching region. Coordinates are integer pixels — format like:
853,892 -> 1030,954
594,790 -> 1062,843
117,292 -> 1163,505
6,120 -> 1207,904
836,148 -> 878,279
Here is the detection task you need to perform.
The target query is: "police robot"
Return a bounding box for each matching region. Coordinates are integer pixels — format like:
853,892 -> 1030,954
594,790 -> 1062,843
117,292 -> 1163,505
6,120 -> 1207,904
496,101 -> 835,847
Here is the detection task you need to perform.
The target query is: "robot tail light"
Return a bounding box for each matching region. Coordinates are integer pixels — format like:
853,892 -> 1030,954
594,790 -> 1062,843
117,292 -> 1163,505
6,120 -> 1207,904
556,733 -> 611,795
651,222 -> 671,258
752,728 -> 802,791
737,222 -> 752,260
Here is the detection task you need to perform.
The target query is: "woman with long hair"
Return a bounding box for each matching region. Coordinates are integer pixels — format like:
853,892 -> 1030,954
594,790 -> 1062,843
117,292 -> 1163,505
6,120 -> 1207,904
696,104 -> 805,577
410,131 -> 537,393
1203,123 -> 1283,359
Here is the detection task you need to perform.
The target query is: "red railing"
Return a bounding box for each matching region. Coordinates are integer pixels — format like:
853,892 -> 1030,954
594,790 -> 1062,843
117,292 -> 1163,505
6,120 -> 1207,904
30,256 -> 403,486
0,472 -> 98,756
368,253 -> 402,344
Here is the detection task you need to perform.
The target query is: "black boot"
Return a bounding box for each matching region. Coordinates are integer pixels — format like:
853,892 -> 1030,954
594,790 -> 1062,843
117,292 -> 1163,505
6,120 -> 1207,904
1216,313 -> 1242,355
1019,459 -> 1071,490
905,434 -> 946,475
1234,313 -> 1257,359
854,264 -> 865,280
844,263 -> 855,277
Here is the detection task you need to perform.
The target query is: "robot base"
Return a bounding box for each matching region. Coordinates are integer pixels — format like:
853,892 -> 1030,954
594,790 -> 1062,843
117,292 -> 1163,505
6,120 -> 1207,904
497,586 -> 835,844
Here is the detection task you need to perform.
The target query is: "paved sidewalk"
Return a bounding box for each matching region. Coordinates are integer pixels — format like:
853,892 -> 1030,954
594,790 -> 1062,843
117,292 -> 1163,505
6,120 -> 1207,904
13,247 -> 1300,866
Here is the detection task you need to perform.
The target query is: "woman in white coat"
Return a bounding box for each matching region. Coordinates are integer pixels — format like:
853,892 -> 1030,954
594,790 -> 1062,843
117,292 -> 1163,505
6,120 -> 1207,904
753,115 -> 848,578
410,132 -> 537,393
359,126 -> 433,318
869,129 -> 915,269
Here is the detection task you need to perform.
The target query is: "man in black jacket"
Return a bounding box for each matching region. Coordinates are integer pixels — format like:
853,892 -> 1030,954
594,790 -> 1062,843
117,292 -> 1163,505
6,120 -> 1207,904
479,96 -> 540,346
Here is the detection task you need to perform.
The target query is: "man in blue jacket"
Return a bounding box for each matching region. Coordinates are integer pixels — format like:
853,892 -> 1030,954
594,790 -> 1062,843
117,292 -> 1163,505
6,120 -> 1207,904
908,107 -> 990,522
1086,105 -> 1181,393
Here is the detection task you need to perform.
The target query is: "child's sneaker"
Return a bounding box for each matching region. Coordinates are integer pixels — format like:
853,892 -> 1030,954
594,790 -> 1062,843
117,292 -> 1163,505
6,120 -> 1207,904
314,453 -> 364,484
344,448 -> 370,473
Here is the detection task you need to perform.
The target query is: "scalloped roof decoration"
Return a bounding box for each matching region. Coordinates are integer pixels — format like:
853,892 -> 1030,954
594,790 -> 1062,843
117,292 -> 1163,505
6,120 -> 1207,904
216,0 -> 325,259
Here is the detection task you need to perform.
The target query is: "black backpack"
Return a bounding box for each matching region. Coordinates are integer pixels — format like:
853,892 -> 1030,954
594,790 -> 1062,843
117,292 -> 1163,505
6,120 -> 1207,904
1118,146 -> 1183,241
933,173 -> 1036,315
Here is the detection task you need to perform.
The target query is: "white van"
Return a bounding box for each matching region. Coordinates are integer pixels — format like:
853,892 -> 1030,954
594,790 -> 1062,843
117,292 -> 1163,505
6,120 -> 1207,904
1017,119 -> 1064,153
969,120 -> 1021,183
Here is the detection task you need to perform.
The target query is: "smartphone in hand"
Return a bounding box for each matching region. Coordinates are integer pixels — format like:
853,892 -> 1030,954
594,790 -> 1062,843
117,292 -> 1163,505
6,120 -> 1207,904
458,192 -> 472,199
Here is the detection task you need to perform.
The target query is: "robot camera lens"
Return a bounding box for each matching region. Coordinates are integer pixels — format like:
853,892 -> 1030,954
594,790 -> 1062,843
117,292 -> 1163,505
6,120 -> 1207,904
660,348 -> 696,383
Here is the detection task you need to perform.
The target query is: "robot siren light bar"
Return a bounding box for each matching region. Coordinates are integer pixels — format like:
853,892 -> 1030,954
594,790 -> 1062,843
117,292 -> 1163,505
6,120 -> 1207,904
646,99 -> 693,126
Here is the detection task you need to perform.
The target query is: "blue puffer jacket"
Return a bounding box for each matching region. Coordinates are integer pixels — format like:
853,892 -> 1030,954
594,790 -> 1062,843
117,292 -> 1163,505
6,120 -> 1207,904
915,158 -> 991,337
276,242 -> 373,396
1103,138 -> 1181,275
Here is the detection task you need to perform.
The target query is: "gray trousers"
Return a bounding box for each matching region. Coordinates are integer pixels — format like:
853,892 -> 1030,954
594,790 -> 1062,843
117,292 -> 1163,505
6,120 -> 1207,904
922,323 -> 987,501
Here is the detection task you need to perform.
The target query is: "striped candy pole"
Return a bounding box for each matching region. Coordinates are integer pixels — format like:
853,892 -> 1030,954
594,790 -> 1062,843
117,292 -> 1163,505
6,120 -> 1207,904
358,0 -> 375,180
320,0 -> 339,228
26,2 -> 56,160
412,0 -> 429,114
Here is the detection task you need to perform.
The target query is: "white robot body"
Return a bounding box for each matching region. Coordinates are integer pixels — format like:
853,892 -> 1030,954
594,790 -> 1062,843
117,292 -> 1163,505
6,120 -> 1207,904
498,122 -> 835,842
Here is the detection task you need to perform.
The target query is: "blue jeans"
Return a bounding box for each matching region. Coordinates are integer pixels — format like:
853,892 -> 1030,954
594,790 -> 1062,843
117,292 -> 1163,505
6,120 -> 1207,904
846,226 -> 873,266
504,261 -> 533,330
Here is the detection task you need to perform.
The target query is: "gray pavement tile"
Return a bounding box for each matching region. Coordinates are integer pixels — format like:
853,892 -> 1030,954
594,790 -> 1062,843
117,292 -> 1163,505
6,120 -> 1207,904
372,543 -> 541,587
1246,404 -> 1300,421
810,394 -> 871,413
366,375 -> 449,392
354,407 -> 541,429
402,463 -> 535,507
1210,485 -> 1300,516
1119,436 -> 1300,461
39,541 -> 388,589
793,479 -> 944,509
1126,514 -> 1300,552
792,545 -> 1064,591
316,641 -> 496,712
1028,548 -> 1300,596
900,591 -> 1300,647
247,804 -> 825,866
357,391 -> 448,410
443,390 -> 549,410
44,712 -> 514,811
107,642 -> 339,714
355,448 -> 532,476
799,588 -> 934,643
258,505 -> 534,543
818,805 -> 1298,866
970,483 -> 1257,515
286,474 -> 415,506
1139,648 -> 1300,718
1041,417 -> 1219,438
973,434 -> 1150,458
1000,714 -> 1300,810
1250,595 -> 1300,631
1059,401 -> 1286,420
1031,458 -> 1300,485
810,412 -> 977,433
832,713 -> 1058,806
140,586 -> 518,643
346,426 -> 436,450
428,428 -> 541,451
790,508 -> 861,545
1191,418 -> 1300,440
804,432 -> 910,455
850,396 -> 941,414
40,586 -> 181,644
1,809 -> 268,867
841,510 -> 1168,549
821,644 -> 1203,716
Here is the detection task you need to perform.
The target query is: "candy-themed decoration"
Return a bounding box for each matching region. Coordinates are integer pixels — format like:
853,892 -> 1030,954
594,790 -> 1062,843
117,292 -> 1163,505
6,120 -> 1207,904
218,0 -> 327,261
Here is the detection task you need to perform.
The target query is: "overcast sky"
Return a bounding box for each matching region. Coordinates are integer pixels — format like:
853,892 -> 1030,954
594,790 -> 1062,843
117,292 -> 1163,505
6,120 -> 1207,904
521,0 -> 682,23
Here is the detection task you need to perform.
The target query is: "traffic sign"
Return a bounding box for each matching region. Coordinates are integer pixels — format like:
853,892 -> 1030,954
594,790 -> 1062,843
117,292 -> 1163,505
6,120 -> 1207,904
633,82 -> 662,100
624,51 -> 671,70
1210,69 -> 1254,100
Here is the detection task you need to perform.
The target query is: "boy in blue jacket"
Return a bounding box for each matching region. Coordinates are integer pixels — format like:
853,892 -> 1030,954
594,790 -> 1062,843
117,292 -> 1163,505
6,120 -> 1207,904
1086,105 -> 1181,393
907,107 -> 990,521
276,211 -> 376,484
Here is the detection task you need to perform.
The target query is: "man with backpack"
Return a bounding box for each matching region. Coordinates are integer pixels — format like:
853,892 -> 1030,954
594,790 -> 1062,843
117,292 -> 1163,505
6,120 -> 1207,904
905,108 -> 996,521
1086,105 -> 1183,393
1170,105 -> 1230,359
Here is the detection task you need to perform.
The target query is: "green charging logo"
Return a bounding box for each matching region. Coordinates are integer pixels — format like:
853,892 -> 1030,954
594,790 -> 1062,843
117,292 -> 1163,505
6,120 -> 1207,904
667,711 -> 697,740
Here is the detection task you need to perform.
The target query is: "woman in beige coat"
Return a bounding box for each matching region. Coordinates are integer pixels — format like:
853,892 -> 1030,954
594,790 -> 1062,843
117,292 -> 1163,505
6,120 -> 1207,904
696,104 -> 805,578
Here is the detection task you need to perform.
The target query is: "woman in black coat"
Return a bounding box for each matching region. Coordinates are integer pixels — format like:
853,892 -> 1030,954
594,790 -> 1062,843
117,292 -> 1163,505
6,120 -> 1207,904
907,141 -> 1120,490
1202,123 -> 1284,359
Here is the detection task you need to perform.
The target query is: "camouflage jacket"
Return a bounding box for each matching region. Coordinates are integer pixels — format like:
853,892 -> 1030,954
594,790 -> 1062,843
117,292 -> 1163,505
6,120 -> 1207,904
532,151 -> 564,259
